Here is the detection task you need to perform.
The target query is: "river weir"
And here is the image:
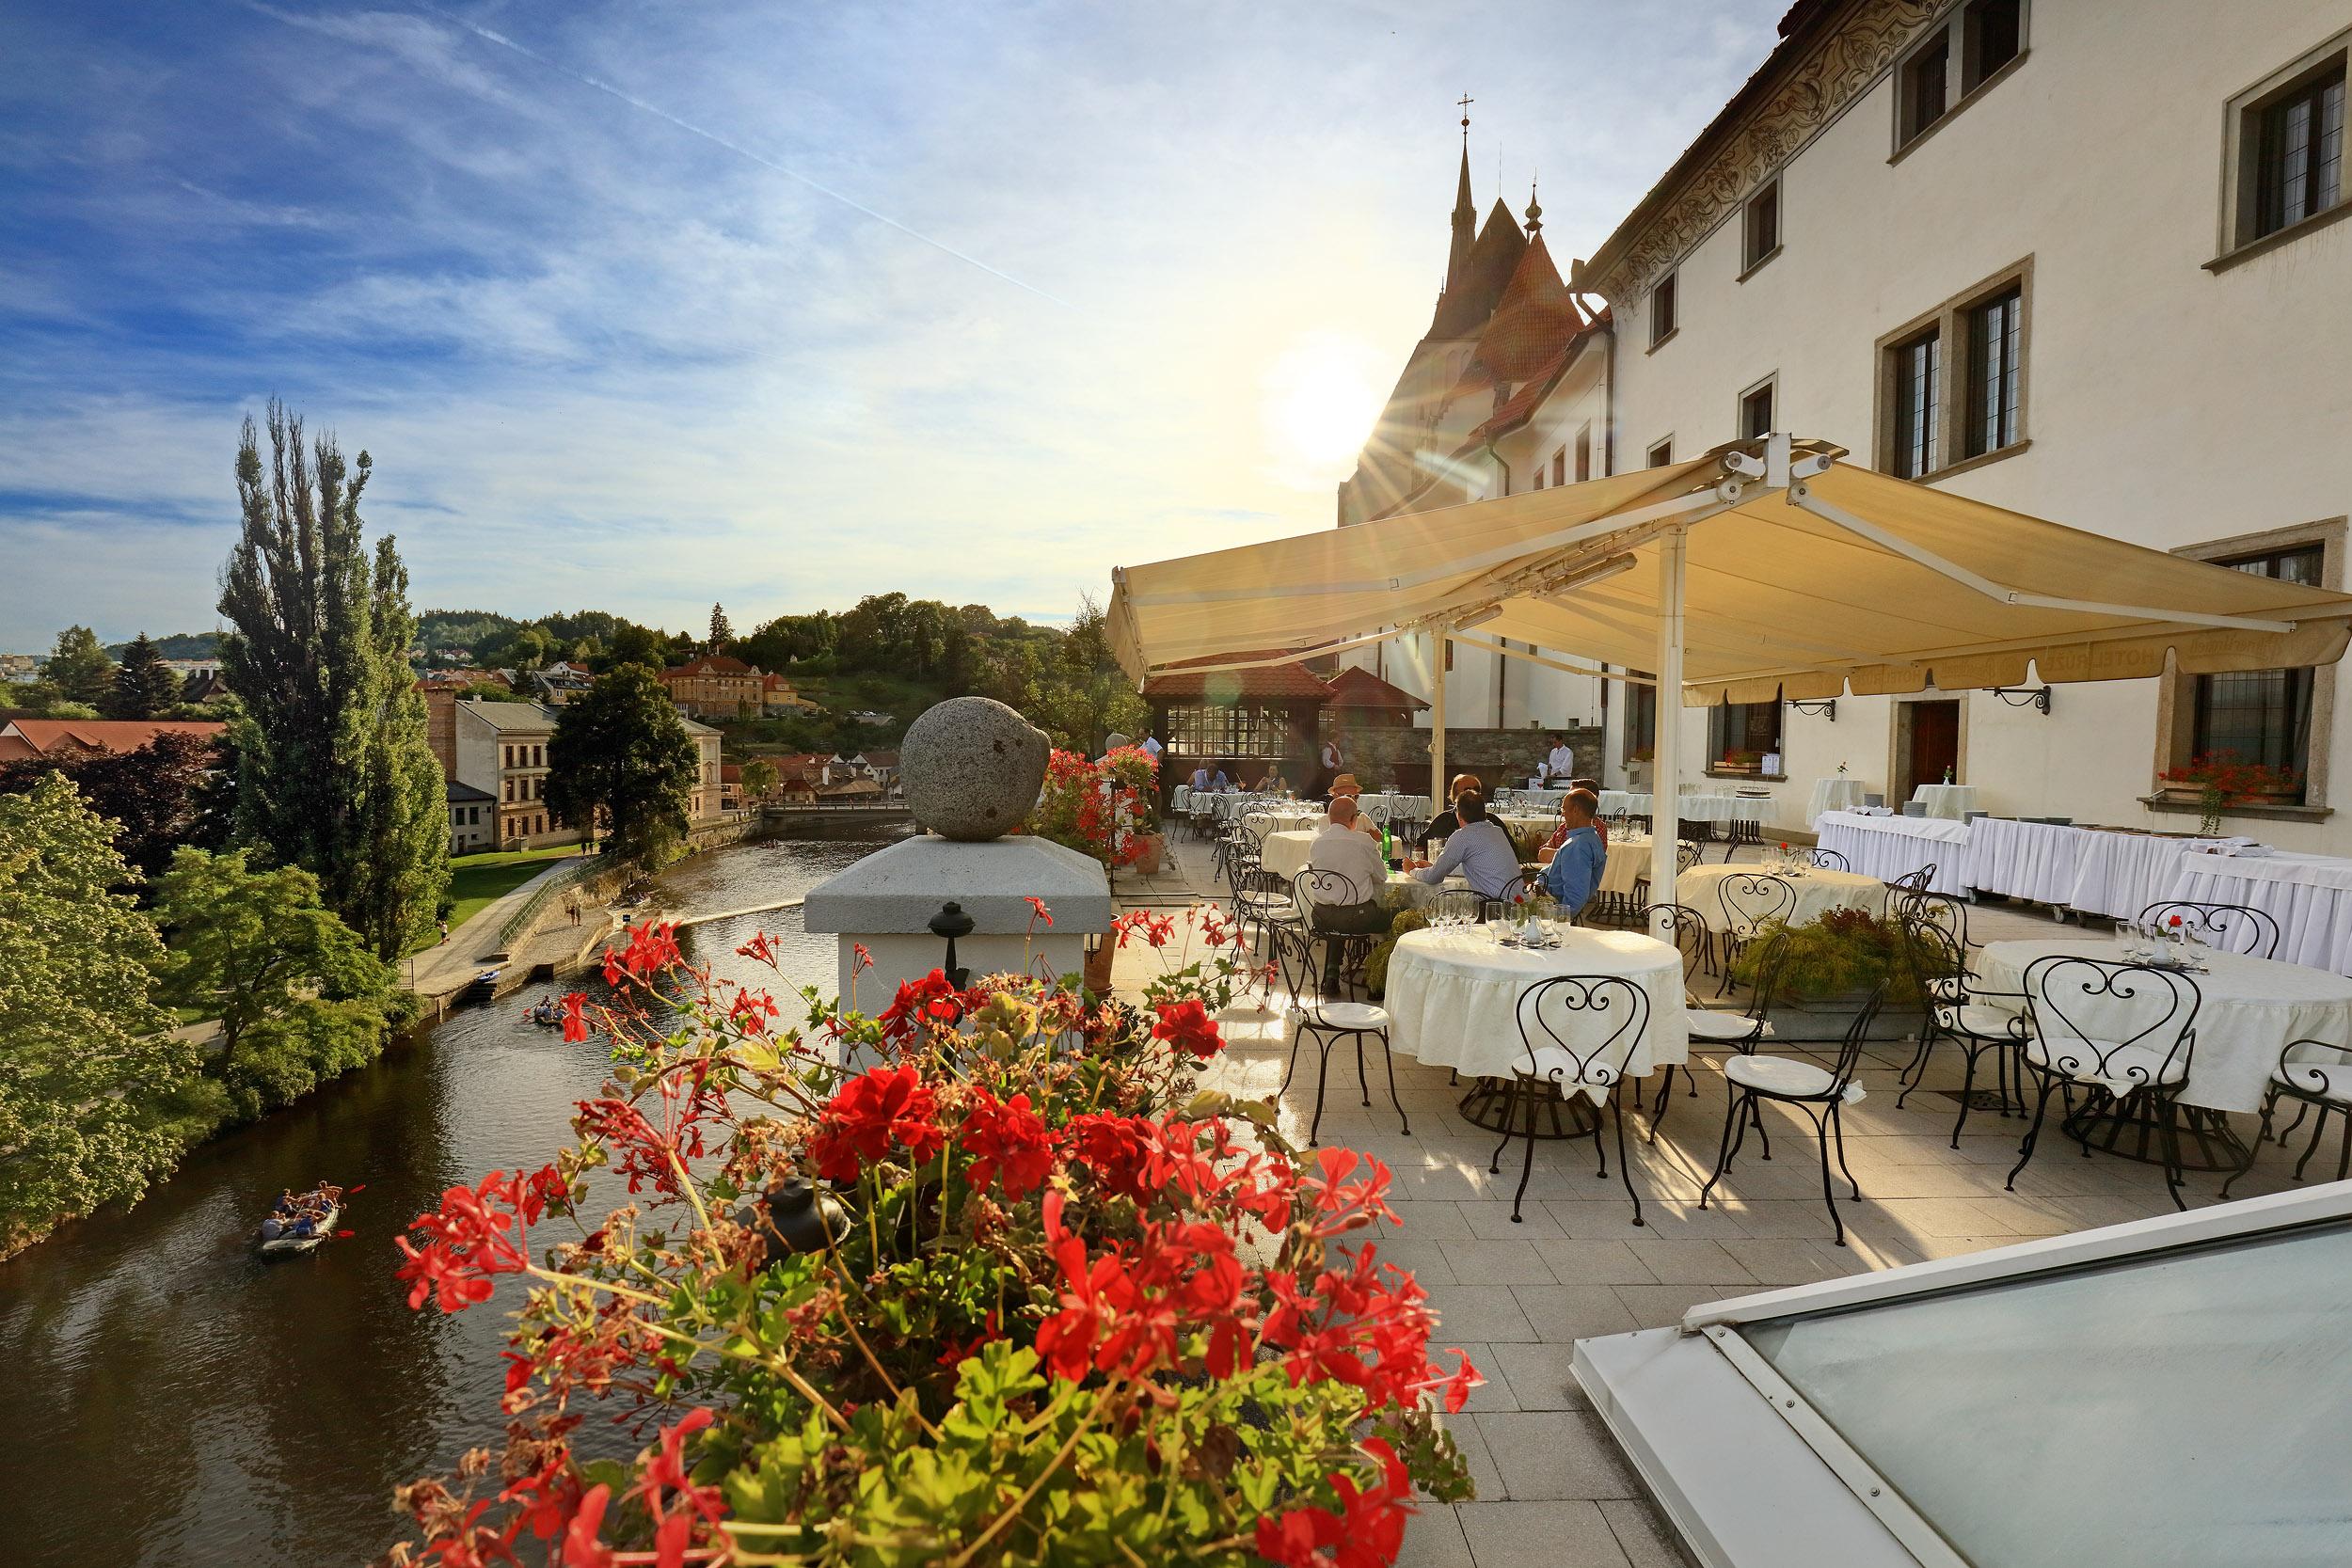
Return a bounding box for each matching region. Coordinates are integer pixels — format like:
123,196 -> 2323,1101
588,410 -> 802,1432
0,827 -> 907,1568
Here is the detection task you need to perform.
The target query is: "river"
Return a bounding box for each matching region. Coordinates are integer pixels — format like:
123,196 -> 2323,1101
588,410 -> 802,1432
0,828 -> 907,1568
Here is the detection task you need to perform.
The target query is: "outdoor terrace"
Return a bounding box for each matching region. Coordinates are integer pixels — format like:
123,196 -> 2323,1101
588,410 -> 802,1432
1108,838 -> 2328,1568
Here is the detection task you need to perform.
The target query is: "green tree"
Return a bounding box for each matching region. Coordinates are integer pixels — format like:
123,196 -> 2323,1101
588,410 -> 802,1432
598,620 -> 671,673
106,633 -> 182,720
0,775 -> 225,1256
0,729 -> 231,881
708,603 -> 735,651
739,758 -> 777,801
216,400 -> 451,959
151,847 -> 396,1119
1031,594 -> 1147,753
44,625 -> 115,708
546,664 -> 698,864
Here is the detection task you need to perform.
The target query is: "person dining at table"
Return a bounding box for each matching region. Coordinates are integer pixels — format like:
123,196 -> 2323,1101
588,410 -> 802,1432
1188,762 -> 1232,793
1545,778 -> 1609,854
1422,774 -> 1483,842
1537,789 -> 1607,922
1412,792 -> 1519,900
1303,796 -> 1393,989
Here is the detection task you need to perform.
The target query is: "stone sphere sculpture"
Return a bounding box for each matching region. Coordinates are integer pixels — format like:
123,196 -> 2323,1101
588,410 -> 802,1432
899,696 -> 1052,842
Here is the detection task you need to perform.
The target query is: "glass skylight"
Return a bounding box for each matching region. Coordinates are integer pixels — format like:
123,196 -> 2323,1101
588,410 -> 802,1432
1740,1219 -> 2352,1568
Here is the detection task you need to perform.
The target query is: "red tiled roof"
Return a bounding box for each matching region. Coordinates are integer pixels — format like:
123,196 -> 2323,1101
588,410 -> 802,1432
664,656 -> 756,679
1143,653 -> 1332,703
1469,231 -> 1582,384
0,718 -> 228,757
1324,665 -> 1430,712
1428,200 -> 1529,340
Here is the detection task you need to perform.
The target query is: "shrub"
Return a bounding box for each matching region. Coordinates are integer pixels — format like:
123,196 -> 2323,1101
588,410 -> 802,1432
1732,908 -> 1931,1006
384,911 -> 1477,1565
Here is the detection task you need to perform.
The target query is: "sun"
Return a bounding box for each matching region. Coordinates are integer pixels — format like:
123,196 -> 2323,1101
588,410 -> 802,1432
1262,333 -> 1387,483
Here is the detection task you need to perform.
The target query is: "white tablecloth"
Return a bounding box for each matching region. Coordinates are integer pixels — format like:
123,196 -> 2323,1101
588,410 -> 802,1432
1806,778 -> 1869,826
1358,792 -> 1431,823
1501,787 -> 1570,810
2165,852 -> 2352,978
1677,864 -> 1886,934
1910,784 -> 1979,820
1598,790 -> 1652,817
1672,794 -> 1771,826
1261,829 -> 1318,880
1246,809 -> 1327,839
1977,938 -> 2352,1112
1383,926 -> 1689,1092
1597,835 -> 1657,897
1169,784 -> 1192,813
2066,832 -> 2204,921
1814,810 -> 1971,895
1386,868 -> 1467,910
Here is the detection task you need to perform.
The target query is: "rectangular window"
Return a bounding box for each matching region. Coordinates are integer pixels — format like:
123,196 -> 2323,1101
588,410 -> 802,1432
1739,378 -> 1775,440
1649,272 -> 1677,346
1709,701 -> 1783,768
1899,33 -> 1950,144
1647,437 -> 1675,468
1742,180 -> 1781,271
2254,63 -> 2346,238
2191,546 -> 2323,791
1962,0 -> 2023,92
1442,639 -> 1454,673
1889,328 -> 1941,478
1574,425 -> 1592,481
1626,673 -> 1657,761
1551,447 -> 1566,486
1965,287 -> 2024,456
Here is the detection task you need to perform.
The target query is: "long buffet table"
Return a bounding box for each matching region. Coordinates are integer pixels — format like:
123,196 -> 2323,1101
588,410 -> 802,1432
1815,810 -> 2352,977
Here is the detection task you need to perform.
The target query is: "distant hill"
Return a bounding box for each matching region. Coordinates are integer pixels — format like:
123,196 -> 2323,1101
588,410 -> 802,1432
106,631 -> 220,659
417,610 -> 524,653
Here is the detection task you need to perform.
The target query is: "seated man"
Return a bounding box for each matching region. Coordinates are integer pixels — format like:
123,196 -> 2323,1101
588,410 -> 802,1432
1413,792 -> 1520,901
1261,765 -> 1291,793
1188,763 -> 1216,793
1422,774 -> 1483,842
1546,777 -> 1610,854
1539,789 -> 1608,921
1303,797 -> 1393,989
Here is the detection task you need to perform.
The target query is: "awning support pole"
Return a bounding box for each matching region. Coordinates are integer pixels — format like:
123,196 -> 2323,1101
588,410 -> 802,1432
1649,523 -> 1687,936
1431,622 -> 1450,807
1449,633 -> 1658,686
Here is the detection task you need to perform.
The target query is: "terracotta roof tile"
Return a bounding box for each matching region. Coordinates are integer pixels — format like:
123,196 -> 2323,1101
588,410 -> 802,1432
1324,665 -> 1431,711
1143,653 -> 1332,703
0,718 -> 227,757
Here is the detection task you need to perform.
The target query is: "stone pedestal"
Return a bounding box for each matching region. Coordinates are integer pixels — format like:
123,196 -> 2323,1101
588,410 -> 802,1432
803,834 -> 1112,1008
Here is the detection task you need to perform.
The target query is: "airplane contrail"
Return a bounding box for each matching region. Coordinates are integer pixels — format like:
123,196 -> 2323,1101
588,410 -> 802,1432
278,0 -> 1070,307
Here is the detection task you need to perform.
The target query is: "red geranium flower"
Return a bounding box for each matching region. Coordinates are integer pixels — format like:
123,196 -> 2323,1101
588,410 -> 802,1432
808,1065 -> 946,1181
961,1087 -> 1058,1197
1151,998 -> 1223,1059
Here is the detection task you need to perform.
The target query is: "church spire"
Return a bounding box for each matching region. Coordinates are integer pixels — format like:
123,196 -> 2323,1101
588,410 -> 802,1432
1525,173 -> 1542,235
1447,93 -> 1476,292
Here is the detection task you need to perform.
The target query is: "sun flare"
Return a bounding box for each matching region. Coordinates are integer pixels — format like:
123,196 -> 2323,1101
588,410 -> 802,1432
1261,332 -> 1388,483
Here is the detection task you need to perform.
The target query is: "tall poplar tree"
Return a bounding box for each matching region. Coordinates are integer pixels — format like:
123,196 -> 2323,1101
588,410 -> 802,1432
215,401 -> 450,959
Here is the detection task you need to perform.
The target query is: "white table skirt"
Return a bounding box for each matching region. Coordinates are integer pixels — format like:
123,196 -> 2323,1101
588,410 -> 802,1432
2164,852 -> 2352,978
1968,817 -> 2094,906
1815,810 -> 1971,895
1671,794 -> 1770,826
1382,927 -> 1689,1093
1261,830 -> 1319,880
2066,832 -> 2204,921
1911,784 -> 1979,820
1677,864 -> 1886,934
1597,836 -> 1657,897
1246,809 -> 1327,840
1977,938 -> 2352,1113
1806,778 -> 1869,827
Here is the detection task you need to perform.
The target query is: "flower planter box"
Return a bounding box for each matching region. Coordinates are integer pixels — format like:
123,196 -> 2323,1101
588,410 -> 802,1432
1763,988 -> 1924,1045
1131,832 -> 1165,876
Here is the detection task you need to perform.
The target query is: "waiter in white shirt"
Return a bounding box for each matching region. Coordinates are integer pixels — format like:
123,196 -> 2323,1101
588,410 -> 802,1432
1544,736 -> 1576,784
1313,735 -> 1345,799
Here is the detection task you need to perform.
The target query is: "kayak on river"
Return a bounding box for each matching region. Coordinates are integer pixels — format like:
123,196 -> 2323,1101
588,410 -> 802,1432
257,1184 -> 344,1258
520,994 -> 564,1028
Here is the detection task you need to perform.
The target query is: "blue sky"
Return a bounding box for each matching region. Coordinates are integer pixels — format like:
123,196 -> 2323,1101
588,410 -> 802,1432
0,0 -> 1779,648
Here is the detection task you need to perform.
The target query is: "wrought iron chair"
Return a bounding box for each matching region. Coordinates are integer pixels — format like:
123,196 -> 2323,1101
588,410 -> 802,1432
1295,866 -> 1377,994
1267,919 -> 1409,1146
1697,983 -> 1888,1245
1721,816 -> 1765,859
1883,863 -> 1937,899
2225,1039 -> 2352,1197
1491,975 -> 1652,1226
1896,915 -> 2027,1147
1713,872 -> 1796,996
1638,904 -> 1780,1143
2134,900 -> 2282,960
1629,838 -> 1703,914
1798,847 -> 1851,872
2008,955 -> 2201,1210
1477,873 -> 1530,923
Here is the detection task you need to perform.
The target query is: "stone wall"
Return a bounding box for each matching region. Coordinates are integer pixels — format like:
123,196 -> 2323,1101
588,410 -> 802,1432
1331,724 -> 1603,796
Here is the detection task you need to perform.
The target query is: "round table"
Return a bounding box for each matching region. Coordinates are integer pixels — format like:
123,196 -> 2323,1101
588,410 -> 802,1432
1676,863 -> 1886,933
1806,777 -> 1868,825
1385,868 -> 1468,910
1246,809 -> 1326,840
1976,939 -> 2352,1117
1910,784 -> 1979,820
1598,790 -> 1652,818
1383,927 -> 1690,1135
1260,829 -> 1319,880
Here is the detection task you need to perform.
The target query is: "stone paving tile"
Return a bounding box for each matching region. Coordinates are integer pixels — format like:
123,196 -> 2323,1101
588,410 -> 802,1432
1424,1284 -> 1542,1343
1461,1199 -> 1568,1238
1531,1237 -> 1660,1285
1475,1411 -> 1643,1501
1396,1505 -> 1478,1568
1611,1285 -> 1724,1329
1599,1498 -> 1688,1568
1441,1341 -> 1521,1414
1455,1500 -> 1635,1567
1717,1236 -> 1851,1285
1624,1237 -> 1756,1285
1508,1284 -> 1643,1342
1484,1341 -> 1595,1411
1440,1238 -> 1561,1286
1431,1412 -> 1503,1500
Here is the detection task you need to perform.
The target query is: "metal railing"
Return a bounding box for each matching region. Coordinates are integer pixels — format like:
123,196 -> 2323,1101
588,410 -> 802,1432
495,856 -> 604,950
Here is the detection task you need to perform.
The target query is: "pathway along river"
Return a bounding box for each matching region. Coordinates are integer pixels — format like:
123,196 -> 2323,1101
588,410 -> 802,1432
0,827 -> 909,1568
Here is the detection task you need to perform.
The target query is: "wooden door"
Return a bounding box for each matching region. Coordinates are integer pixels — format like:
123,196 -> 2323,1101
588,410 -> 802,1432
1906,701 -> 1961,797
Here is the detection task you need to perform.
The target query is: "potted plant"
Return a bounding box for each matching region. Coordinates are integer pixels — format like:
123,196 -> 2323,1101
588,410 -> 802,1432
2155,752 -> 2304,833
1715,749 -> 1764,777
1102,745 -> 1166,873
1730,909 -> 1931,1041
380,912 -> 1478,1565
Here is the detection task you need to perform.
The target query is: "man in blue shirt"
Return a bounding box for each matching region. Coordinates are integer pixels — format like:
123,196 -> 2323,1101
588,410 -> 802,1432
1413,792 -> 1521,900
1539,789 -> 1608,921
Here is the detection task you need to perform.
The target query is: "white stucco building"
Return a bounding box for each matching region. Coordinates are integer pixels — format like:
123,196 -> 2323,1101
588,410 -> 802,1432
1342,0 -> 2351,845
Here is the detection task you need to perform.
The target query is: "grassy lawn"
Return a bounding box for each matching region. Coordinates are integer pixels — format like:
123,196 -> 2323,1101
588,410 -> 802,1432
407,846 -> 587,953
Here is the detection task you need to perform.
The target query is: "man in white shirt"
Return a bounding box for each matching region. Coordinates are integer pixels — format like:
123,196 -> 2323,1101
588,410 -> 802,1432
1139,731 -> 1162,761
1302,796 -> 1392,990
1315,736 -> 1345,797
1545,736 -> 1576,784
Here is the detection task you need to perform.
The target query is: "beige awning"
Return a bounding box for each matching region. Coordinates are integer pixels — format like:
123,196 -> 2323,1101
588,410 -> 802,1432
1107,440 -> 2352,706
